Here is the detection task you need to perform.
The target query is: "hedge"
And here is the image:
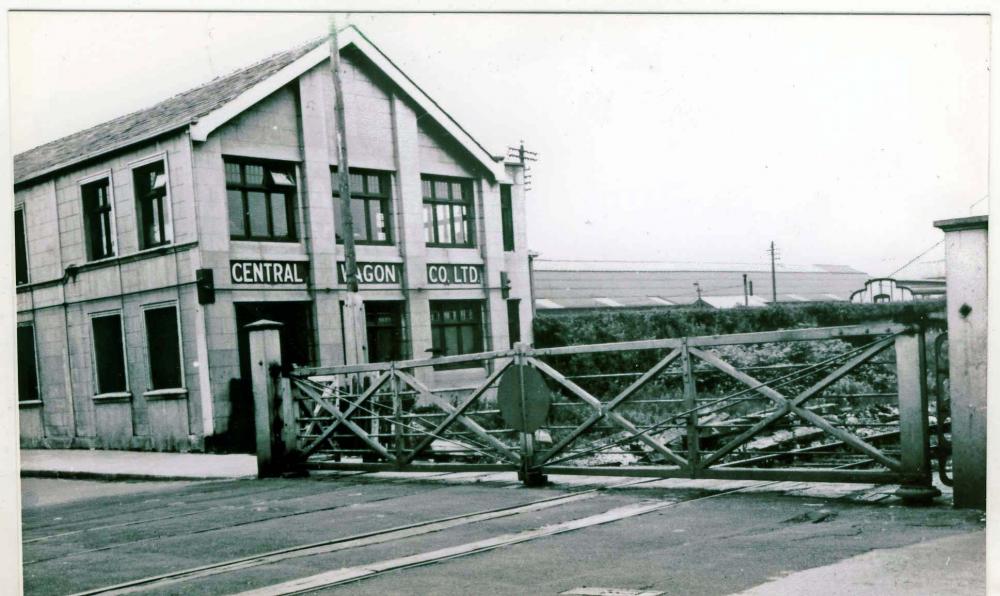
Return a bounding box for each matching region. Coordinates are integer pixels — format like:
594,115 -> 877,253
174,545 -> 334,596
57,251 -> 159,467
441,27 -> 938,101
533,301 -> 945,348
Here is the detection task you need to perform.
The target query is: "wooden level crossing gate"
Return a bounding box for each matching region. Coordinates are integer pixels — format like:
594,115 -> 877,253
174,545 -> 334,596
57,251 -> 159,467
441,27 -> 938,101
264,322 -> 938,491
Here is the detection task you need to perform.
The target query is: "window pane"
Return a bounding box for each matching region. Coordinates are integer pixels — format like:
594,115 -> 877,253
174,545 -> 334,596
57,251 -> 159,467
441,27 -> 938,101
443,326 -> 459,357
225,162 -> 242,185
270,193 -> 289,238
501,185 -> 514,251
423,204 -> 434,243
17,326 -> 38,402
334,194 -> 344,242
247,191 -> 269,237
451,182 -> 464,200
367,175 -> 381,195
434,180 -> 449,198
145,306 -> 182,390
369,199 -> 388,242
245,164 -> 264,186
350,199 -> 368,241
92,315 -> 126,394
422,179 -> 432,198
349,173 -> 364,193
228,190 -> 246,236
269,171 -> 295,187
15,209 -> 28,284
436,204 -> 452,244
453,205 -> 467,245
460,326 -> 475,353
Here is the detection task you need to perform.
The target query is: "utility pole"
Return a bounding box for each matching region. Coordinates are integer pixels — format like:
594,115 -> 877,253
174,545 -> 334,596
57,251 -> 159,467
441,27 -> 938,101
330,18 -> 366,364
742,274 -> 749,307
767,241 -> 779,304
693,282 -> 702,303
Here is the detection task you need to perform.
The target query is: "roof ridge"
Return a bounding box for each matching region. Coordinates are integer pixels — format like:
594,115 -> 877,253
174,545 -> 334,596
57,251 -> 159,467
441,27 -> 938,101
14,35 -> 326,163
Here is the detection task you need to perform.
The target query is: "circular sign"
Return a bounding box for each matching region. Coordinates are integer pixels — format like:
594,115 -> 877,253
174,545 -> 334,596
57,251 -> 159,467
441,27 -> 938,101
496,365 -> 551,432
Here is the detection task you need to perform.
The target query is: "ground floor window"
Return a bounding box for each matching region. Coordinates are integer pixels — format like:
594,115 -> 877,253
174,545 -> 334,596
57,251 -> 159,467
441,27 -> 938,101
91,312 -> 128,394
365,301 -> 408,363
144,304 -> 183,390
17,324 -> 38,402
429,300 -> 484,369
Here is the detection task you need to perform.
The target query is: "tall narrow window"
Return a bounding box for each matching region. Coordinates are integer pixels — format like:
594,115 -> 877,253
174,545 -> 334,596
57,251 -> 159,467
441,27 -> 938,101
506,299 -> 521,348
91,313 -> 127,394
144,305 -> 183,390
365,301 -> 407,363
225,159 -> 297,241
422,175 -> 475,247
17,324 -> 38,402
332,169 -> 392,244
82,178 -> 115,261
429,300 -> 484,369
134,160 -> 170,249
15,208 -> 28,285
500,184 -> 515,252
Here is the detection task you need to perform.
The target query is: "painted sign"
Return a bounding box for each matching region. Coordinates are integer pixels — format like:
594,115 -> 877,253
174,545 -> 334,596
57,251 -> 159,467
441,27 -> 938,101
337,262 -> 403,285
230,260 -> 309,285
426,263 -> 484,285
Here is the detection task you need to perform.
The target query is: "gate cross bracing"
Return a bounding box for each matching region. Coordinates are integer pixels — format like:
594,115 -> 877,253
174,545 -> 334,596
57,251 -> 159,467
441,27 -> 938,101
277,322 -> 938,488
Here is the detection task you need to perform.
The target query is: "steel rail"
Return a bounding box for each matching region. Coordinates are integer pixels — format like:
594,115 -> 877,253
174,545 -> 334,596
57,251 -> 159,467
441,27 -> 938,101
67,478 -> 661,596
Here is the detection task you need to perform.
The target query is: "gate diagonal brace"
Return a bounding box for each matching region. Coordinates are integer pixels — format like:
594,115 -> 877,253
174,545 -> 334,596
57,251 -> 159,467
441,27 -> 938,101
527,356 -> 688,468
699,336 -> 896,468
296,376 -> 395,461
297,371 -> 392,457
688,347 -> 902,472
402,361 -> 513,465
393,369 -> 522,466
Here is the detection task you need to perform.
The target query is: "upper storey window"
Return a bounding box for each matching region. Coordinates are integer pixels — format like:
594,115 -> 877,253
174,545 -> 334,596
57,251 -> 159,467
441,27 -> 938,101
133,160 -> 171,250
82,177 -> 115,261
15,208 -> 28,285
225,159 -> 297,242
422,175 -> 475,248
332,168 -> 392,245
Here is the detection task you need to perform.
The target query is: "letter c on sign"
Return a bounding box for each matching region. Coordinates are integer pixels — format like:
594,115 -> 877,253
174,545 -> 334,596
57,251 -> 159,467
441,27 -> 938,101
232,262 -> 243,283
428,266 -> 439,284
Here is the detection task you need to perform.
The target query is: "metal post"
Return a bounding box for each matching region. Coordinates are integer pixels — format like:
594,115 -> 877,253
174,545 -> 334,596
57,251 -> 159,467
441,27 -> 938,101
246,319 -> 284,478
681,341 -> 700,477
894,329 -> 940,504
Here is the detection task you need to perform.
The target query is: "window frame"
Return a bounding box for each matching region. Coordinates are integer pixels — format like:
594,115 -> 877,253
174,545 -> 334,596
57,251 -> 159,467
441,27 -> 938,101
506,299 -> 521,348
79,170 -> 118,262
130,152 -> 174,251
332,167 -> 394,246
429,300 -> 485,370
14,206 -> 29,285
421,174 -> 476,248
364,300 -> 409,363
17,322 -> 39,403
224,157 -> 299,242
88,310 -> 130,397
141,302 -> 186,392
500,184 -> 515,252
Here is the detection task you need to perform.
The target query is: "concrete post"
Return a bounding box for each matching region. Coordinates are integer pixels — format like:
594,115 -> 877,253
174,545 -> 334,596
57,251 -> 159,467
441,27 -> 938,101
893,331 -> 939,504
934,215 -> 988,509
246,319 -> 283,478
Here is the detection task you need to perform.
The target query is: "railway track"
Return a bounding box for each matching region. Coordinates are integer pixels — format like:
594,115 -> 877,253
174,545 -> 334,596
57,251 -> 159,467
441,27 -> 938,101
66,477 -> 777,596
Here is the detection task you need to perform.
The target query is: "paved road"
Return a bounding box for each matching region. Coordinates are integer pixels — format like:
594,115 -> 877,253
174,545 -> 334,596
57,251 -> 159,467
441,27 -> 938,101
20,474 -> 984,595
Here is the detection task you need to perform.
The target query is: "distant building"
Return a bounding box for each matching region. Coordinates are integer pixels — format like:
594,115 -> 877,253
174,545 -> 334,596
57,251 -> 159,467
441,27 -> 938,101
532,260 -> 869,312
850,241 -> 946,303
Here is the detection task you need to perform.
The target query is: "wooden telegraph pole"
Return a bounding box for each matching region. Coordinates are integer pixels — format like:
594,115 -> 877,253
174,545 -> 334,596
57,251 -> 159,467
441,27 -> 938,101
330,19 -> 366,364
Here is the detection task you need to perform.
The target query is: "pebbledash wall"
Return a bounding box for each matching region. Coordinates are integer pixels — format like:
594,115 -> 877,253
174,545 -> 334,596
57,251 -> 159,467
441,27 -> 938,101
14,29 -> 532,452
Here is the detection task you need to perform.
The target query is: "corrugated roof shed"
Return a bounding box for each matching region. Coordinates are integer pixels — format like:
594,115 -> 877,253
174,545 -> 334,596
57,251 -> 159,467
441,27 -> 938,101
14,37 -> 324,186
533,260 -> 869,310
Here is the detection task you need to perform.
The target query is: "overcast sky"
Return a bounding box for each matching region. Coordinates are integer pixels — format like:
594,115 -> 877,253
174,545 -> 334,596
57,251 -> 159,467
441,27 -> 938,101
9,11 -> 990,277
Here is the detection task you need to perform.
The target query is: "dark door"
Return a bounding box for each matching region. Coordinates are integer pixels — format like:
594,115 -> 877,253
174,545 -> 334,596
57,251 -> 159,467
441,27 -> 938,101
365,301 -> 406,363
222,302 -> 314,453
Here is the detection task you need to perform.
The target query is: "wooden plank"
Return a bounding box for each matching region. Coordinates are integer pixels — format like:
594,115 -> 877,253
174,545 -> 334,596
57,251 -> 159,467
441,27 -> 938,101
394,370 -> 521,465
403,361 -> 512,464
293,350 -> 515,377
681,344 -> 700,470
540,465 -> 907,484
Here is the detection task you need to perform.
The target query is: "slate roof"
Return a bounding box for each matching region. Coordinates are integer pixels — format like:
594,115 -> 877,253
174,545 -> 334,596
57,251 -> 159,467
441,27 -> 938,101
13,37 -> 325,186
